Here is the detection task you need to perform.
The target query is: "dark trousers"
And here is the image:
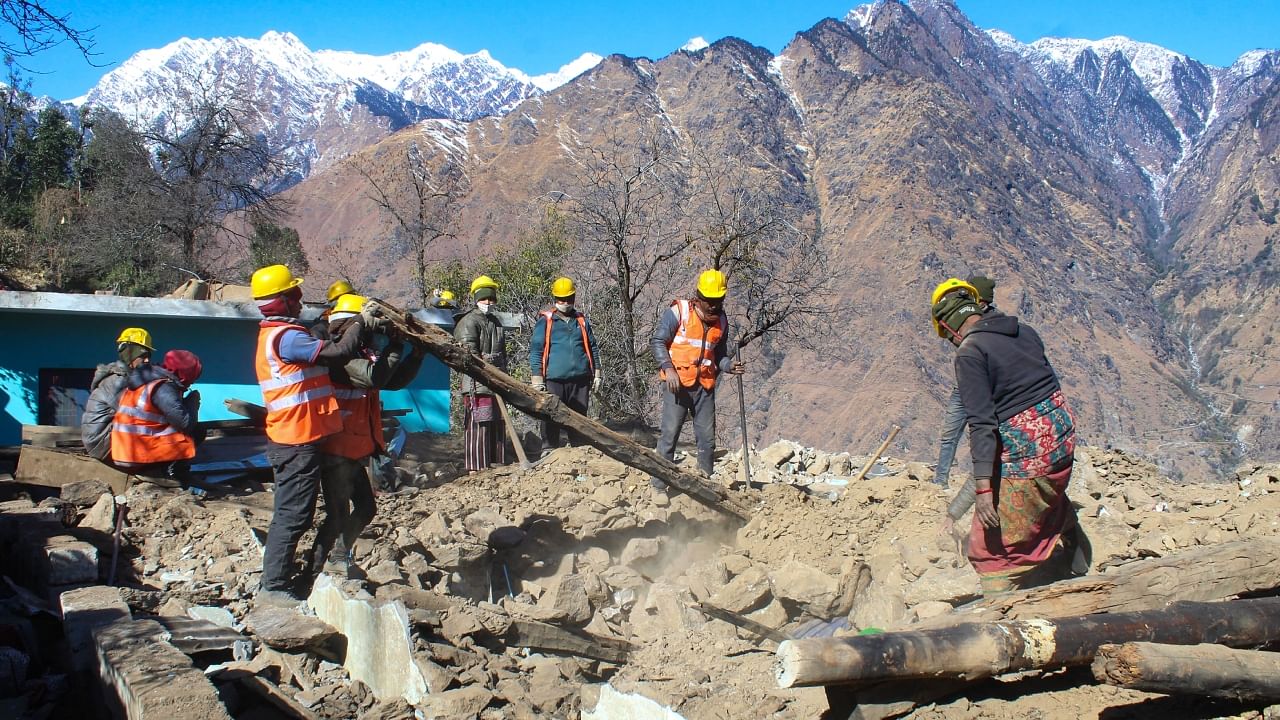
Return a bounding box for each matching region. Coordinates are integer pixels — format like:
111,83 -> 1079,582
541,377 -> 591,451
261,441 -> 324,592
656,384 -> 717,476
311,454 -> 376,572
935,386 -> 968,487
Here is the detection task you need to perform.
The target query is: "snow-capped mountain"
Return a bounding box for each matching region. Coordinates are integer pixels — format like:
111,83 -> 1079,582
76,31 -> 603,180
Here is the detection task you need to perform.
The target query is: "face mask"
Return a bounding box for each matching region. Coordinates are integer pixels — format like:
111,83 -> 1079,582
555,302 -> 572,314
477,302 -> 493,314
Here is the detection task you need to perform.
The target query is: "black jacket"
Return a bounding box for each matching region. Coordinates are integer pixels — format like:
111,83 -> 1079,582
954,311 -> 1061,480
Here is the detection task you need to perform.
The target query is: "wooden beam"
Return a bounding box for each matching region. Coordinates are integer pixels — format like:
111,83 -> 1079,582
774,597 -> 1280,689
370,300 -> 753,521
1093,642 -> 1280,702
505,619 -> 632,664
915,538 -> 1280,629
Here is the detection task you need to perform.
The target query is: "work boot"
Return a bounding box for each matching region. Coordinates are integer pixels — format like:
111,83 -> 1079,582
322,551 -> 355,580
255,589 -> 305,610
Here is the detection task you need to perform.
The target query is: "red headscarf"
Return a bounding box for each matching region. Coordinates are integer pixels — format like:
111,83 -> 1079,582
162,350 -> 203,387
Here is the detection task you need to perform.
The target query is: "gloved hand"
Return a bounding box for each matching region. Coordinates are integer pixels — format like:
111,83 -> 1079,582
360,304 -> 383,330
660,368 -> 680,394
593,372 -> 602,392
531,375 -> 547,392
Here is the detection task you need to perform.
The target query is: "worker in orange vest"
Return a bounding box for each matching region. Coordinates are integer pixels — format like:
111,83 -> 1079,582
312,294 -> 423,579
528,277 -> 600,455
83,327 -> 154,461
651,270 -> 743,477
251,264 -> 371,608
111,349 -> 204,478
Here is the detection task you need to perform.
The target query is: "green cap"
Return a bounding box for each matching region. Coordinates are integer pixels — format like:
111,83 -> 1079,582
931,295 -> 982,337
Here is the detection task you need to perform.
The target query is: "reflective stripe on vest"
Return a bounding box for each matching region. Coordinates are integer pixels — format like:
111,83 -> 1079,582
539,310 -> 595,378
667,299 -> 724,390
110,378 -> 196,465
255,324 -> 342,445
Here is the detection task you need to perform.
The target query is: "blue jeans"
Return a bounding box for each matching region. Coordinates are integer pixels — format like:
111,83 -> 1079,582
935,386 -> 967,487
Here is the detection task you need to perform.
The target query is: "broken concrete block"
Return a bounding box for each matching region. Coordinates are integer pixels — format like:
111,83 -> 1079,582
93,618 -> 232,719
708,566 -> 771,614
61,586 -> 130,675
245,607 -> 340,654
769,561 -> 841,617
61,479 -> 111,508
40,537 -> 99,585
309,574 -> 428,705
424,686 -> 493,719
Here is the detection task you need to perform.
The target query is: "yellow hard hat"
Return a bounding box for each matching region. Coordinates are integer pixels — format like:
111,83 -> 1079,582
251,264 -> 304,299
551,277 -> 576,298
116,327 -> 154,351
470,275 -> 499,294
326,279 -> 354,303
930,278 -> 980,337
930,278 -> 979,307
696,269 -> 728,299
332,294 -> 366,315
433,289 -> 458,308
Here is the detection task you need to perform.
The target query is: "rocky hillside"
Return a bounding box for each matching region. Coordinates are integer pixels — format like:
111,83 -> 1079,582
274,0 -> 1279,479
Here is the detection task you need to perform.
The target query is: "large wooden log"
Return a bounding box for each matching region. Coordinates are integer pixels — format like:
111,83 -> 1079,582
1092,642 -> 1280,702
775,596 -> 1280,688
371,300 -> 753,521
914,538 -> 1280,630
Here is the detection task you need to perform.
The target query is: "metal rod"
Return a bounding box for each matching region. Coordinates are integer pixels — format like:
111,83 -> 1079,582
735,348 -> 753,490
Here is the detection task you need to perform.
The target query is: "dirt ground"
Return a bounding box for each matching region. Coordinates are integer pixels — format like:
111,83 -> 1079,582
7,437 -> 1280,719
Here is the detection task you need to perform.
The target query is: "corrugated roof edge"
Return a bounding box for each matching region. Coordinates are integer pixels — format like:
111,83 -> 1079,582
0,291 -> 263,320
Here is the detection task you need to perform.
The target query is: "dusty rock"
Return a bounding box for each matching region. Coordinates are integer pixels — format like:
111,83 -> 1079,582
78,493 -> 116,533
543,574 -> 593,625
769,561 -> 842,617
708,566 -> 771,614
429,543 -> 490,570
904,566 -> 981,606
619,537 -> 662,571
464,508 -> 525,548
246,607 -> 341,653
759,441 -> 796,468
367,560 -> 405,586
424,686 -> 494,719
411,512 -> 451,546
440,607 -> 484,644
851,585 -> 907,631
187,605 -> 237,629
359,697 -> 414,720
416,656 -> 459,693
912,600 -> 955,621
61,479 -> 111,507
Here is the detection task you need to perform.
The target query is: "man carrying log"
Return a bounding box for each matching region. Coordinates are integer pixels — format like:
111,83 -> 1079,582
930,279 -> 1082,595
651,269 -> 743,477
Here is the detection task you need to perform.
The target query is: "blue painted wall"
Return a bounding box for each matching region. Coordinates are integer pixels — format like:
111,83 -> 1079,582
0,307 -> 450,445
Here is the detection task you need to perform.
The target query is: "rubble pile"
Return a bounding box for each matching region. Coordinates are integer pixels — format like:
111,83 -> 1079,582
1,440 -> 1278,719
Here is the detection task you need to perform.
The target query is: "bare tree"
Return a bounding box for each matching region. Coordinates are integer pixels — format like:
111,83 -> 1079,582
356,139 -> 467,306
0,0 -> 96,63
686,142 -> 832,351
564,127 -> 694,417
136,68 -> 294,280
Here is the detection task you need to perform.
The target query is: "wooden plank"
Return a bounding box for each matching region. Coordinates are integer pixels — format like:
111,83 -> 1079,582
505,619 -> 633,663
694,601 -> 787,644
14,445 -> 130,494
370,300 -> 753,522
21,424 -> 82,448
1093,642 -> 1280,702
774,597 -> 1280,689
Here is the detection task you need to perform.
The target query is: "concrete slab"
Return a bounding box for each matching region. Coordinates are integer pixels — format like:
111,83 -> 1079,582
60,586 -> 129,675
581,683 -> 687,720
307,573 -> 428,706
41,537 -> 100,585
92,618 -> 233,719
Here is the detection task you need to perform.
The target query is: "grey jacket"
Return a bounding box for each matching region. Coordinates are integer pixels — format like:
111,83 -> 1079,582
454,308 -> 506,395
81,361 -> 130,460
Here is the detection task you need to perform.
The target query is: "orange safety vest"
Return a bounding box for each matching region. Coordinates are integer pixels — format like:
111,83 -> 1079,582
323,352 -> 386,460
111,379 -> 196,465
539,310 -> 595,377
667,298 -> 725,390
255,322 -> 342,445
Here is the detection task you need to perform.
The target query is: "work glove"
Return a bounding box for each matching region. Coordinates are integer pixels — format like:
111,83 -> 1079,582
360,304 -> 384,331
531,375 -> 547,392
592,371 -> 602,392
660,368 -> 680,394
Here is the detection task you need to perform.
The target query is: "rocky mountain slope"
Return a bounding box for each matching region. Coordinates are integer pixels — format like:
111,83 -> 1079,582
275,0 -> 1278,479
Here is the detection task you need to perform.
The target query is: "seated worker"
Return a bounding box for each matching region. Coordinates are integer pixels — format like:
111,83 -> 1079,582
312,295 -> 424,578
83,327 -> 154,461
110,350 -> 204,480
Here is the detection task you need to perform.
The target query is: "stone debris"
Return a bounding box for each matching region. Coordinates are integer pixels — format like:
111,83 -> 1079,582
1,440 -> 1274,718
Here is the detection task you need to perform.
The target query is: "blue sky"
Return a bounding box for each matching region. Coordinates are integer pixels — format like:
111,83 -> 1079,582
9,0 -> 1279,100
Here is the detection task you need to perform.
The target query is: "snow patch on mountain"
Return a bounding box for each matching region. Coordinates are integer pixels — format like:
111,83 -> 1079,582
681,37 -> 710,53
525,53 -> 605,91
